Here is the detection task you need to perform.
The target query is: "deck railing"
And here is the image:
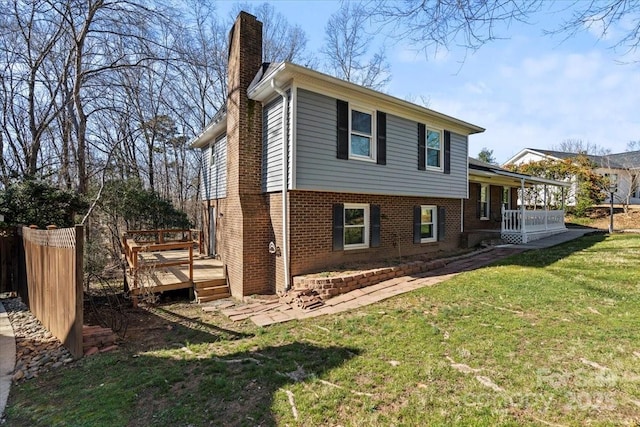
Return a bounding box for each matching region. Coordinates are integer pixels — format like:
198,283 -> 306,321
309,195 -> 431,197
122,229 -> 197,303
501,209 -> 566,245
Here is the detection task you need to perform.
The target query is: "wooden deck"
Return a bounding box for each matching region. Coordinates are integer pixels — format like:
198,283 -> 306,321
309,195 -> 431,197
122,230 -> 229,304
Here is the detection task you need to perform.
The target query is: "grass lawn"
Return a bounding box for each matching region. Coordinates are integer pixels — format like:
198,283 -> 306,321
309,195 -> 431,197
5,233 -> 640,426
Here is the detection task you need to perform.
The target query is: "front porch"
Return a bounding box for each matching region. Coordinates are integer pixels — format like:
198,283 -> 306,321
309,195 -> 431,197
466,157 -> 571,246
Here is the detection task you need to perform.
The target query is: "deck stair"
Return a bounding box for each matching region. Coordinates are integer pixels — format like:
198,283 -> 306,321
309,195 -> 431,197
194,277 -> 230,303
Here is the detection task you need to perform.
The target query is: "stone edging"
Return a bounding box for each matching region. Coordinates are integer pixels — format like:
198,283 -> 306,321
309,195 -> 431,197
292,247 -> 495,299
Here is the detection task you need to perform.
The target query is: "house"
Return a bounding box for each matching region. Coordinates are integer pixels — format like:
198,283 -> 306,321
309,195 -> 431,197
505,148 -> 640,206
464,158 -> 570,245
190,12 -> 569,298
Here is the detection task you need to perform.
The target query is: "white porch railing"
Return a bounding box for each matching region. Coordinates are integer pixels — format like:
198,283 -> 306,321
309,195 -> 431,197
501,209 -> 567,244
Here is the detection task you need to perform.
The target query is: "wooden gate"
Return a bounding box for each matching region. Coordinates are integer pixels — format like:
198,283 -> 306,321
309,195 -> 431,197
0,226 -> 17,294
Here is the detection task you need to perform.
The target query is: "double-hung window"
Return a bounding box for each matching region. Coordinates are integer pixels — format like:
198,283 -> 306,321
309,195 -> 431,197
350,108 -> 375,161
419,205 -> 437,243
480,183 -> 490,220
502,187 -> 511,211
344,203 -> 369,249
426,128 -> 442,168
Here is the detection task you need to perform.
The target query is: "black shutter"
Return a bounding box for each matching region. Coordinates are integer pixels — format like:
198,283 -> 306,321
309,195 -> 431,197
333,204 -> 344,251
418,123 -> 426,170
337,100 -> 349,160
376,112 -> 386,165
413,205 -> 422,244
443,130 -> 451,174
371,205 -> 381,247
476,184 -> 482,219
437,207 -> 446,241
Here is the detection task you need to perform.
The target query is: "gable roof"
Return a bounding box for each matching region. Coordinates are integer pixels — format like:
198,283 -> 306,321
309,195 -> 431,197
190,106 -> 227,149
247,61 -> 485,136
469,157 -> 571,187
606,150 -> 640,169
504,147 -> 640,170
192,61 -> 485,149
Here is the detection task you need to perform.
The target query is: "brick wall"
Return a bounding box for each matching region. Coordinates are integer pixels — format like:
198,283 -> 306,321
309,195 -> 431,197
222,12 -> 273,297
286,190 -> 462,282
464,182 -> 503,231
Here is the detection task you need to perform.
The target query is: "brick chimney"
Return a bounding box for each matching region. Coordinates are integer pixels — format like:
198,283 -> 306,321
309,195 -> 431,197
223,12 -> 274,297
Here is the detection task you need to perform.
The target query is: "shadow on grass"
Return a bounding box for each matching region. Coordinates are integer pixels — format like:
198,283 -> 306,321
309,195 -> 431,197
492,232 -> 607,269
6,342 -> 360,426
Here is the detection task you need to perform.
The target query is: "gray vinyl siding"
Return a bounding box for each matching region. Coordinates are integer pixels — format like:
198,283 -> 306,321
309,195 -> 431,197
262,93 -> 292,192
295,88 -> 468,198
200,135 -> 227,200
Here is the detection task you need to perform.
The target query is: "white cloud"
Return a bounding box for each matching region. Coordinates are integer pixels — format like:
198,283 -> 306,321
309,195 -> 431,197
445,49 -> 639,162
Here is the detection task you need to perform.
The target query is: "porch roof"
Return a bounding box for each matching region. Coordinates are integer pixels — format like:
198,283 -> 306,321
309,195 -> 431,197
469,158 -> 571,187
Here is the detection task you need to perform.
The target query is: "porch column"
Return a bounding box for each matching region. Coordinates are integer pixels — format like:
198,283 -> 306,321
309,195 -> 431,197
544,184 -> 548,230
521,178 -> 526,243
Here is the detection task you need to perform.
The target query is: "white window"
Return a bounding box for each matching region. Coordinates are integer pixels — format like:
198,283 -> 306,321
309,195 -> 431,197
502,187 -> 511,211
344,203 -> 369,249
480,184 -> 490,220
420,205 -> 438,243
350,107 -> 375,161
426,128 -> 443,168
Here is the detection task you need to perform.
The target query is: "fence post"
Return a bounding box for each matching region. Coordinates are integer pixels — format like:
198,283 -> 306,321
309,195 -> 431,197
73,225 -> 84,358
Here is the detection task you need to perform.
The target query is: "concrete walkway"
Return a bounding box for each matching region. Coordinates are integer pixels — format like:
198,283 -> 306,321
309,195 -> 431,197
508,228 -> 596,249
0,301 -> 16,420
213,228 -> 599,327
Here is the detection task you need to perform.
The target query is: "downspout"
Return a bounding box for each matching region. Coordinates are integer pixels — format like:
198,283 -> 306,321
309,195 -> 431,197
271,79 -> 290,291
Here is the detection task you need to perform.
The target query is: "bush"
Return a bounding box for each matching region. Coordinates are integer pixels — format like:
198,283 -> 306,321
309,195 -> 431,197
0,179 -> 87,228
99,179 -> 191,230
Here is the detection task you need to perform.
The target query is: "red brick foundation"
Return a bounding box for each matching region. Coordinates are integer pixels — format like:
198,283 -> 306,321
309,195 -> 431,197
283,190 -> 463,294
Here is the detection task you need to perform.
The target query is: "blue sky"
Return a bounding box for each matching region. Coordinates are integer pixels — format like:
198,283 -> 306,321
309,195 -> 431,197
219,1 -> 640,164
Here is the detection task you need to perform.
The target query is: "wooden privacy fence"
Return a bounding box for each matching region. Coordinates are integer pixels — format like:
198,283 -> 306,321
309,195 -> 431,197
21,225 -> 84,359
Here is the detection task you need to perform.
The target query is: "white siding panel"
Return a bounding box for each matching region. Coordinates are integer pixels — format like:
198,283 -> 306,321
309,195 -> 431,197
295,88 -> 468,198
201,135 -> 227,200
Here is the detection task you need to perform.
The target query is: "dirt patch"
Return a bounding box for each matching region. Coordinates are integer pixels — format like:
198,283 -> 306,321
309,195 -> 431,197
84,290 -> 253,354
568,206 -> 640,230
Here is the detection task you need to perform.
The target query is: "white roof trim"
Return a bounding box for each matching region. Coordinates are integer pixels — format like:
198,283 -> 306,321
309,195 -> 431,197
189,114 -> 227,149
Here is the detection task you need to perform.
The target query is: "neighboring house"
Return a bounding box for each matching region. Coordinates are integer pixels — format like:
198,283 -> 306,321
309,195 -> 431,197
505,148 -> 640,206
464,158 -> 570,245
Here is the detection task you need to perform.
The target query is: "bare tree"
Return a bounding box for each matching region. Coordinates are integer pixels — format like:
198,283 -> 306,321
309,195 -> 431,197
0,0 -> 67,180
627,141 -> 640,151
231,2 -> 310,64
322,2 -> 391,90
597,152 -> 640,213
551,139 -> 610,156
369,1 -> 640,56
172,1 -> 227,128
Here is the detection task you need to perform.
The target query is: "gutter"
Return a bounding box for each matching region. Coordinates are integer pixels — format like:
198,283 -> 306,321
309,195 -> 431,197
271,79 -> 291,291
